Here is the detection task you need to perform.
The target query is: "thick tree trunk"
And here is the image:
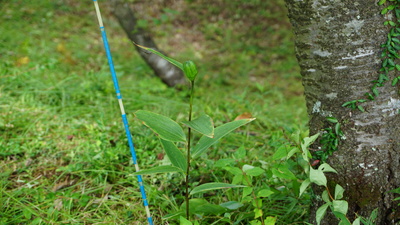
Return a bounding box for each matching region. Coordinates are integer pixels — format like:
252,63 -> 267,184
285,0 -> 400,224
110,0 -> 186,87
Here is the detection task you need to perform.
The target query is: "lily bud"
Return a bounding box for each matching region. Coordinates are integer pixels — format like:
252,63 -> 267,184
183,60 -> 198,81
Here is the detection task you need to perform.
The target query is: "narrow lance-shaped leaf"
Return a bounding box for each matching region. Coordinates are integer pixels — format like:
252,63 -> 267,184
191,118 -> 255,158
133,165 -> 183,175
181,114 -> 214,138
135,110 -> 186,143
133,42 -> 183,70
326,117 -> 338,123
190,182 -> 246,195
160,139 -> 187,172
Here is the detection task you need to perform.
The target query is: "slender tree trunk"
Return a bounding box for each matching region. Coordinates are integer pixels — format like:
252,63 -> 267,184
285,0 -> 400,224
110,0 -> 186,87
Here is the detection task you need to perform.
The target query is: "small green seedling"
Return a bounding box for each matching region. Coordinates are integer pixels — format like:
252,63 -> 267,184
133,43 -> 254,221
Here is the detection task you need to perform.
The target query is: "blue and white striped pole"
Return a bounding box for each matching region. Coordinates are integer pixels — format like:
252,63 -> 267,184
92,1 -> 153,224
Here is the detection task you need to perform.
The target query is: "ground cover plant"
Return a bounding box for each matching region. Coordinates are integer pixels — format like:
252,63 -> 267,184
1,0 -> 309,224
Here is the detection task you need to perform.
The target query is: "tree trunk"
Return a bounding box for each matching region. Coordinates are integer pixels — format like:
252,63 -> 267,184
285,0 -> 400,224
110,0 -> 186,87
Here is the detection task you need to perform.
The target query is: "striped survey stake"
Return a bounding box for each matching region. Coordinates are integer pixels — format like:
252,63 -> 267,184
92,1 -> 154,224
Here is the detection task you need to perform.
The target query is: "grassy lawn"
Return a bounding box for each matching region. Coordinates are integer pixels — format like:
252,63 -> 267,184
1,1 -> 309,224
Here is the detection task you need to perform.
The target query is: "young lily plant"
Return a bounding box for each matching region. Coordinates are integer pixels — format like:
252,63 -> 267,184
133,43 -> 255,221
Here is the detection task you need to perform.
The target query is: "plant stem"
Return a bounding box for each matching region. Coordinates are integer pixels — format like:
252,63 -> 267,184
242,170 -> 265,225
185,80 -> 195,219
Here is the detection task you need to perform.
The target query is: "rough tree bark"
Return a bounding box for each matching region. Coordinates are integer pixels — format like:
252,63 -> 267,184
285,0 -> 400,224
110,0 -> 186,87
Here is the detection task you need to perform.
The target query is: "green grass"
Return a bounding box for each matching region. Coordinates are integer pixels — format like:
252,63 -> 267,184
1,0 -> 309,224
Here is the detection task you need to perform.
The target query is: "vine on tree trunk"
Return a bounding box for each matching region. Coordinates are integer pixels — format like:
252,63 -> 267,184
342,0 -> 400,111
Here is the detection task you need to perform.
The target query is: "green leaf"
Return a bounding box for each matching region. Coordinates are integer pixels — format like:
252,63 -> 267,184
383,58 -> 388,67
335,184 -> 345,200
272,145 -> 288,160
234,145 -> 246,159
257,189 -> 274,198
182,114 -> 214,137
316,203 -> 330,225
299,178 -> 311,197
264,217 -> 277,225
322,190 -> 331,203
357,105 -> 365,112
392,77 -> 399,86
335,122 -> 341,135
333,212 -> 351,225
191,118 -> 255,158
181,198 -> 207,214
134,42 -> 183,70
135,110 -> 186,142
250,220 -> 262,225
286,147 -> 300,159
133,165 -> 183,175
319,163 -> 338,173
290,129 -> 301,144
309,166 -> 327,186
23,208 -> 32,219
271,163 -> 296,180
214,158 -> 236,168
301,133 -> 319,161
342,101 -> 351,107
224,167 -> 243,176
242,187 -> 253,199
358,99 -> 369,103
303,133 -> 320,147
220,201 -> 243,210
31,218 -> 42,225
369,208 -> 378,221
378,0 -> 386,5
326,117 -> 338,123
352,218 -> 361,225
389,58 -> 395,66
372,87 -> 379,97
333,200 -> 348,215
194,203 -> 227,215
190,182 -> 246,195
254,208 -> 263,218
242,164 -> 265,177
232,174 -> 243,184
180,216 -> 193,225
160,139 -> 187,172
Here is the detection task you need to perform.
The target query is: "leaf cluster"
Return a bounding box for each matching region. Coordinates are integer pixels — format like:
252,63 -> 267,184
275,131 -> 379,225
313,117 -> 344,162
342,0 -> 400,111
